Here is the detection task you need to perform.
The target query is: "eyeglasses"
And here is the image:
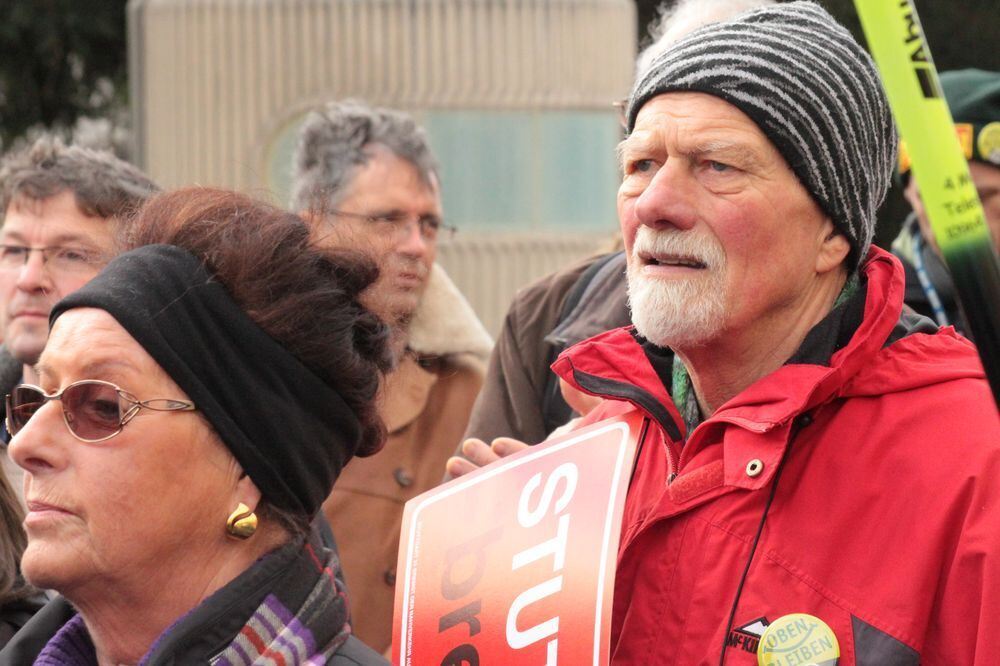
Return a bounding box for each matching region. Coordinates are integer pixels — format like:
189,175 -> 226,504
0,244 -> 107,275
6,380 -> 197,443
329,210 -> 457,242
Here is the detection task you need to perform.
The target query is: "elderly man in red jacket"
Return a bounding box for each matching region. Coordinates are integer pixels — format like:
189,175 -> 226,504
451,2 -> 1000,663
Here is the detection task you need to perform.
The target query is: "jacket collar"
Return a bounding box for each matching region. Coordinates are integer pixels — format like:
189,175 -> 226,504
553,247 -> 975,493
407,263 -> 492,362
380,354 -> 438,433
384,261 -> 492,433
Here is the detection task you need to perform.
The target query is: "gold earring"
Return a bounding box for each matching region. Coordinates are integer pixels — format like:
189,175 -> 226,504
226,502 -> 258,539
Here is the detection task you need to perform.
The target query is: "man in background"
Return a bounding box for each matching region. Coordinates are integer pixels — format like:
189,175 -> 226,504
0,137 -> 159,495
291,100 -> 491,654
892,68 -> 1000,336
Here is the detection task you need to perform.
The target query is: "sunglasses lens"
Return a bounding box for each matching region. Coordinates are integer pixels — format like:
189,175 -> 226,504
8,386 -> 46,436
62,382 -> 123,441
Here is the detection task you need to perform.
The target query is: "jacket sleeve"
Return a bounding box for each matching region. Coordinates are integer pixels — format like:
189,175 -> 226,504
456,258 -> 597,453
458,301 -> 551,448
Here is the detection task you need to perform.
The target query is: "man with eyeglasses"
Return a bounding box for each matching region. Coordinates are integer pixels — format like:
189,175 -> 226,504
290,99 -> 492,655
0,136 -> 159,494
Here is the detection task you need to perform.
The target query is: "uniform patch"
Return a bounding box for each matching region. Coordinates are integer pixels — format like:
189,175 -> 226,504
757,613 -> 839,666
955,123 -> 975,162
727,617 -> 770,654
898,122 -> 977,173
978,121 -> 1000,165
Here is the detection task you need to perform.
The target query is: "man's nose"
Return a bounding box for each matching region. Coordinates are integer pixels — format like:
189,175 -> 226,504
395,220 -> 432,258
15,248 -> 54,292
632,160 -> 698,231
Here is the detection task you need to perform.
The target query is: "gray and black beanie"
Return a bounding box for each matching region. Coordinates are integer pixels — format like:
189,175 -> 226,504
626,1 -> 898,269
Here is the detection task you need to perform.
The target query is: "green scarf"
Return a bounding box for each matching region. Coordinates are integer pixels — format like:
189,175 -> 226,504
670,274 -> 860,435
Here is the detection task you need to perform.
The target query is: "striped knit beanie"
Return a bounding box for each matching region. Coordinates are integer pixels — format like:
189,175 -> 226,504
626,1 -> 897,269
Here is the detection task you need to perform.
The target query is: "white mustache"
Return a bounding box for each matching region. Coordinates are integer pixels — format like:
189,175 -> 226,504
631,225 -> 725,270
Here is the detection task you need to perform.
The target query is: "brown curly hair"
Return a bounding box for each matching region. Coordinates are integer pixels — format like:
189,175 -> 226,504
119,188 -> 393,532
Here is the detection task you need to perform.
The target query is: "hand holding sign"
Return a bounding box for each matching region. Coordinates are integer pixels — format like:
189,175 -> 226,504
395,410 -> 642,665
446,437 -> 529,478
446,379 -> 604,479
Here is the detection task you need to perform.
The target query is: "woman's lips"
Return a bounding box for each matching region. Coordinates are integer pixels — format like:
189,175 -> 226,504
24,500 -> 76,527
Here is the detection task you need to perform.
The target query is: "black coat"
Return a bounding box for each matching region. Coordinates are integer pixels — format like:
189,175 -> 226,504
0,593 -> 45,650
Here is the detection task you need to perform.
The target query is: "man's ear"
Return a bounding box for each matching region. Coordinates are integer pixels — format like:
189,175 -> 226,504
816,220 -> 851,274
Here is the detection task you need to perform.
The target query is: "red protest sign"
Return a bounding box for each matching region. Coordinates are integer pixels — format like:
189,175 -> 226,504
392,409 -> 642,665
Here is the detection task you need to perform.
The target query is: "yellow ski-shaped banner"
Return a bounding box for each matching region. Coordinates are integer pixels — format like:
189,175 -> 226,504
855,0 -> 1000,404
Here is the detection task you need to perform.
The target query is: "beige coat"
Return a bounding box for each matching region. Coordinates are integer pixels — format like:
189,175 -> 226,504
322,264 -> 490,654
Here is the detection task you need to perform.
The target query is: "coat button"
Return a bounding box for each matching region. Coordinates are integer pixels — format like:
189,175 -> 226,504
384,569 -> 397,586
393,467 -> 413,488
746,459 -> 764,477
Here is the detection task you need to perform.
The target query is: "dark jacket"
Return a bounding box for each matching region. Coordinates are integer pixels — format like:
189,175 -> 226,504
0,347 -> 20,411
0,593 -> 45,649
553,248 -> 1000,664
0,345 -> 24,496
0,538 -> 388,665
891,212 -> 970,336
462,251 -> 630,446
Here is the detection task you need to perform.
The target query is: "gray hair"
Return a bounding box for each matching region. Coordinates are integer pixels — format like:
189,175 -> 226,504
0,135 -> 159,222
635,0 -> 777,78
290,99 -> 439,213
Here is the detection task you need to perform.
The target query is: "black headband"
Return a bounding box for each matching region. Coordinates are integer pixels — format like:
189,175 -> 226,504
50,244 -> 362,517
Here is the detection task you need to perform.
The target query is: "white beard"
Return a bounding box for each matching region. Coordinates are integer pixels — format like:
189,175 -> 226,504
626,225 -> 727,348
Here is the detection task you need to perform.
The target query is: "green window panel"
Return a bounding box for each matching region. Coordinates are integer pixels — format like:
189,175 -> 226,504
267,109 -> 621,233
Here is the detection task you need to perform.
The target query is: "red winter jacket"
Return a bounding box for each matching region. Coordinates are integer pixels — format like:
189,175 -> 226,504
552,248 -> 1000,665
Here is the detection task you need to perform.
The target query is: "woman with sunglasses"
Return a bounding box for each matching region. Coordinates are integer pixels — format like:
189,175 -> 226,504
0,188 -> 393,664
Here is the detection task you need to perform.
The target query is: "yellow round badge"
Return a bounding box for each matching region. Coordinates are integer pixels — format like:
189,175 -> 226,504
757,613 -> 839,666
978,121 -> 1000,165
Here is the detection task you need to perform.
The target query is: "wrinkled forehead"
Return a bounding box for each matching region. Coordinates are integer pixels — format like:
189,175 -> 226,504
342,145 -> 442,211
359,143 -> 440,193
40,308 -> 166,387
626,92 -> 780,160
1,190 -> 115,246
5,189 -> 80,218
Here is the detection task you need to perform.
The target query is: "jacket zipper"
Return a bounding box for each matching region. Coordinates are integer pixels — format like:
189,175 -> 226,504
718,411 -> 815,664
570,367 -> 683,482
